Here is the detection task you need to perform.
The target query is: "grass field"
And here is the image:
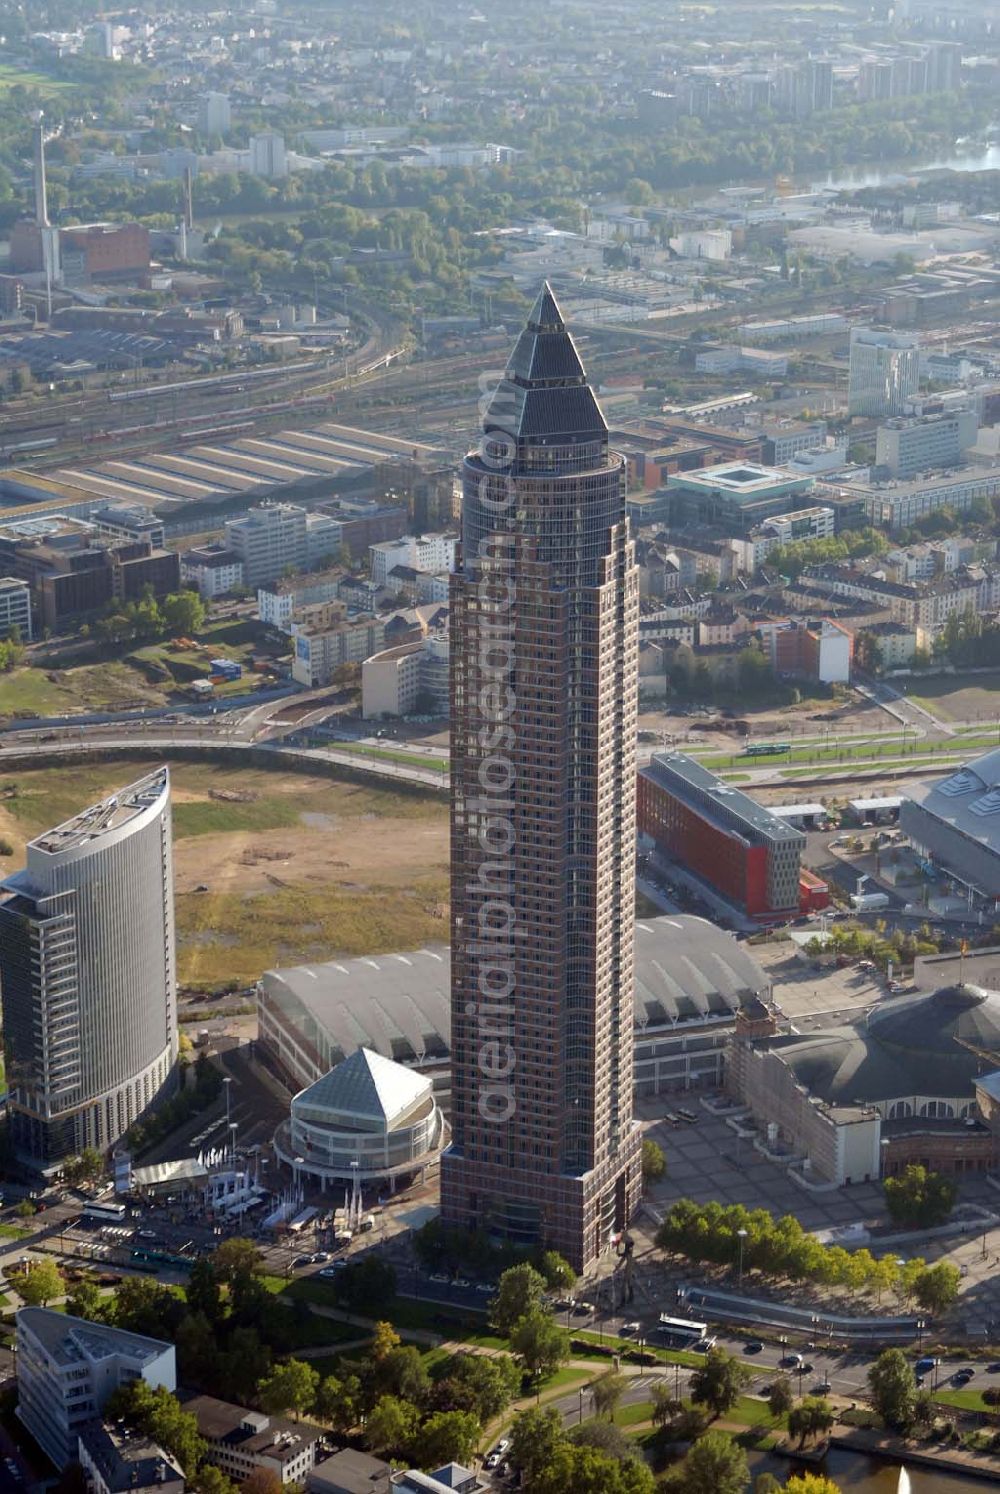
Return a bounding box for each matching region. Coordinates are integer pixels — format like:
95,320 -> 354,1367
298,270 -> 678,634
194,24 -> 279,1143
0,758 -> 449,988
700,730 -> 1000,774
0,64 -> 75,96
334,741 -> 449,774
906,673 -> 1000,724
0,661 -> 165,718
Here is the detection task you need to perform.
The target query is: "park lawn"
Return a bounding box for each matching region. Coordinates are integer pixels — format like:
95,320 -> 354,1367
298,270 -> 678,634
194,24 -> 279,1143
273,1304 -> 364,1350
613,1399 -> 655,1427
540,1367 -> 592,1392
0,1225 -> 28,1241
934,1388 -> 989,1412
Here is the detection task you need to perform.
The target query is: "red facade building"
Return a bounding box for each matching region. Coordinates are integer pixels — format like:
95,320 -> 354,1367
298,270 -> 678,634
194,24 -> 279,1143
638,753 -> 806,921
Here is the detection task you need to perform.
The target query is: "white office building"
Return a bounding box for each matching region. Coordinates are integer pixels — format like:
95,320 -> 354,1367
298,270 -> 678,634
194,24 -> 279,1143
875,408 -> 979,478
226,503 -> 307,587
362,632 -> 450,718
0,769 -> 178,1171
0,576 -> 31,640
16,1308 -> 176,1469
369,533 -> 456,587
181,545 -> 245,599
848,326 -> 920,417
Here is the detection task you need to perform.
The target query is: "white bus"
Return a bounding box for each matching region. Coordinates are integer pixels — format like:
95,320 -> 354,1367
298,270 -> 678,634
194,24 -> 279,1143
83,1201 -> 128,1224
656,1313 -> 708,1347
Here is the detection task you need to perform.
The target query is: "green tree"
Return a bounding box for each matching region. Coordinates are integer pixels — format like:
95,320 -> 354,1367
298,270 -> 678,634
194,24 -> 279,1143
175,1311 -> 219,1384
490,1262 -> 548,1336
106,1381 -> 205,1476
410,1408 -> 481,1467
433,1352 -> 520,1420
753,1476 -> 783,1494
217,1326 -> 271,1404
673,1430 -> 748,1494
913,1261 -> 961,1315
537,1250 -> 576,1291
63,1147 -> 105,1185
162,590 -> 206,636
186,1258 -> 222,1324
364,1344 -> 431,1410
315,1372 -> 361,1435
362,1394 -> 420,1458
332,1256 -> 396,1312
508,1406 -> 564,1483
17,1257 -> 64,1307
258,1359 -> 319,1420
868,1348 -> 916,1430
786,1477 -> 844,1494
787,1397 -> 834,1447
212,1237 -> 264,1285
591,1369 -> 628,1421
66,1276 -> 105,1321
510,1307 -> 570,1381
191,1465 -> 236,1494
768,1374 -> 794,1419
689,1347 -> 752,1418
641,1138 -> 666,1182
651,1382 -> 683,1428
112,1275 -> 183,1339
884,1165 -> 957,1228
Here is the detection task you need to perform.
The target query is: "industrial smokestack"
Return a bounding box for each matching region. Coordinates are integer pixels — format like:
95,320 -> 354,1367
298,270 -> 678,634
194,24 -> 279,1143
31,110 -> 48,228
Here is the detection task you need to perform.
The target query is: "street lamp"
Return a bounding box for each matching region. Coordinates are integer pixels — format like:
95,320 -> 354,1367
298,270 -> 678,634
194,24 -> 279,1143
736,1228 -> 748,1289
917,1318 -> 925,1349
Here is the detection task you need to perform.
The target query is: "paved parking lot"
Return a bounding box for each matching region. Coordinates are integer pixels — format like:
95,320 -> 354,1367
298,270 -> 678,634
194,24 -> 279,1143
641,1104 -> 886,1234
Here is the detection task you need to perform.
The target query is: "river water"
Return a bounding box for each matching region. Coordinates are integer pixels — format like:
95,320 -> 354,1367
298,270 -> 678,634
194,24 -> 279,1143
809,139 -> 1000,193
749,1445 -> 985,1490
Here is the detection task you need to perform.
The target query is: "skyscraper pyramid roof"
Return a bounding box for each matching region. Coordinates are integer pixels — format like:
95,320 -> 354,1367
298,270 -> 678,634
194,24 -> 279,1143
483,280 -> 606,447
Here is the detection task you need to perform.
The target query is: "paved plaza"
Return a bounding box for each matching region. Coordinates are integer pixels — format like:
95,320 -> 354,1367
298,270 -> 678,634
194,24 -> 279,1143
639,1103 -> 887,1233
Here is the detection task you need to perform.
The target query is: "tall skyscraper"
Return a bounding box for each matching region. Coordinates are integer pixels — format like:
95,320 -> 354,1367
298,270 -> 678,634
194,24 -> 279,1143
0,768 -> 178,1171
848,326 -> 920,418
441,284 -> 641,1271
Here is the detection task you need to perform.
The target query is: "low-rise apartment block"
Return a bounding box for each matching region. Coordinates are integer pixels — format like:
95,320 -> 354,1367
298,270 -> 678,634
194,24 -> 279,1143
291,603 -> 385,687
257,567 -> 344,632
799,561 -> 1000,634
78,1421 -> 184,1494
182,1396 -> 322,1486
